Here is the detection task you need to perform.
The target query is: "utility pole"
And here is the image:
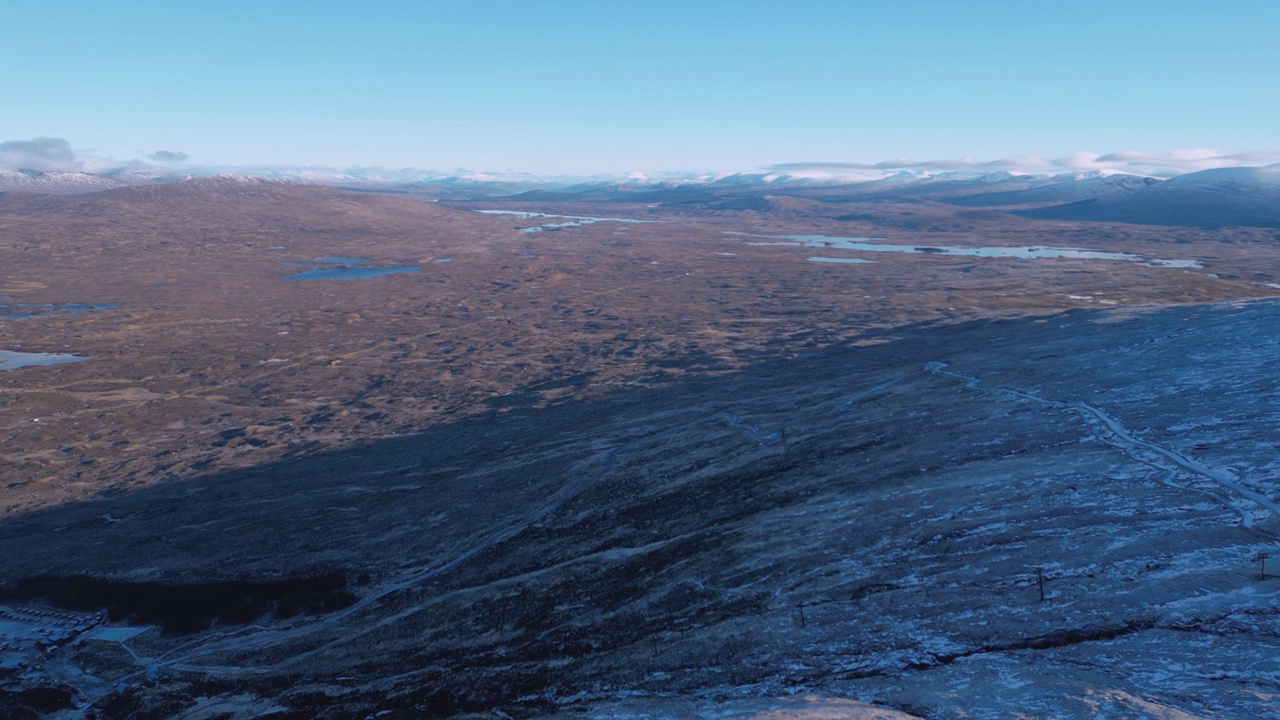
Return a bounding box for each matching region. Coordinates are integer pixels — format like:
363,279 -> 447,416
1257,552 -> 1270,581
1036,567 -> 1045,602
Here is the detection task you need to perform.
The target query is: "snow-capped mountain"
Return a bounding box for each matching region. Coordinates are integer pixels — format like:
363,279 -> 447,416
1019,163 -> 1280,227
2,160 -> 1278,228
0,168 -> 127,194
946,173 -> 1162,207
1157,163 -> 1280,192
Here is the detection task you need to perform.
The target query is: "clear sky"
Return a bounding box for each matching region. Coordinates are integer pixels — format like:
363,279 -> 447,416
2,0 -> 1277,174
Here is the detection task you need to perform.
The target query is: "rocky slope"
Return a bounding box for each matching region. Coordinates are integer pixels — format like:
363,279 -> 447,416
4,299 -> 1280,718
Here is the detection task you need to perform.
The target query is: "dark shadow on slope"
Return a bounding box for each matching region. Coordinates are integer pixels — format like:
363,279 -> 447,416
0,574 -> 355,634
1,300 -> 1276,597
3,299 -> 1280,716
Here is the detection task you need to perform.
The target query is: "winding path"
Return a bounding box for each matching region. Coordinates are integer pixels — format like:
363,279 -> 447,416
926,361 -> 1280,537
129,373 -> 901,678
123,422 -> 701,679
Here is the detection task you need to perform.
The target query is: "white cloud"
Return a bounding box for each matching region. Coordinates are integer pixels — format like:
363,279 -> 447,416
0,137 -> 82,172
148,149 -> 189,163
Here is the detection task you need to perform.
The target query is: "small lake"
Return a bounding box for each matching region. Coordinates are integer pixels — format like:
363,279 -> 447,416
737,233 -> 1202,267
0,302 -> 120,320
1144,259 -> 1204,269
281,256 -> 421,281
0,350 -> 88,371
476,210 -> 661,233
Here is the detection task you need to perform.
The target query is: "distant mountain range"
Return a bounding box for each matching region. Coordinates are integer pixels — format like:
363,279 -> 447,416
2,163 -> 1278,228
1017,165 -> 1280,228
0,168 -> 134,194
944,173 -> 1163,208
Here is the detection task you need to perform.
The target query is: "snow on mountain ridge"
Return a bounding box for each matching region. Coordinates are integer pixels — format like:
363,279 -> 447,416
2,163 -> 1277,199
0,168 -> 126,194
1017,162 -> 1280,227
1159,163 -> 1280,190
945,173 -> 1163,208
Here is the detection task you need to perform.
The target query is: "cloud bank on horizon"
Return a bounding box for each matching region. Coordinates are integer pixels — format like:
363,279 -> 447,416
768,149 -> 1280,180
1,137 -> 1278,182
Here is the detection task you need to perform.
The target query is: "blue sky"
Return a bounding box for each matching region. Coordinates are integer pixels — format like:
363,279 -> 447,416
2,1 -> 1277,174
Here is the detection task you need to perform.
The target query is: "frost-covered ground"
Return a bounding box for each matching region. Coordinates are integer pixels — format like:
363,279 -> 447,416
537,300 -> 1280,719
7,300 -> 1280,718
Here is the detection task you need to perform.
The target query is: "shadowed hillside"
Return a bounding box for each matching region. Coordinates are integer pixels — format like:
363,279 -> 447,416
4,302 -> 1280,718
